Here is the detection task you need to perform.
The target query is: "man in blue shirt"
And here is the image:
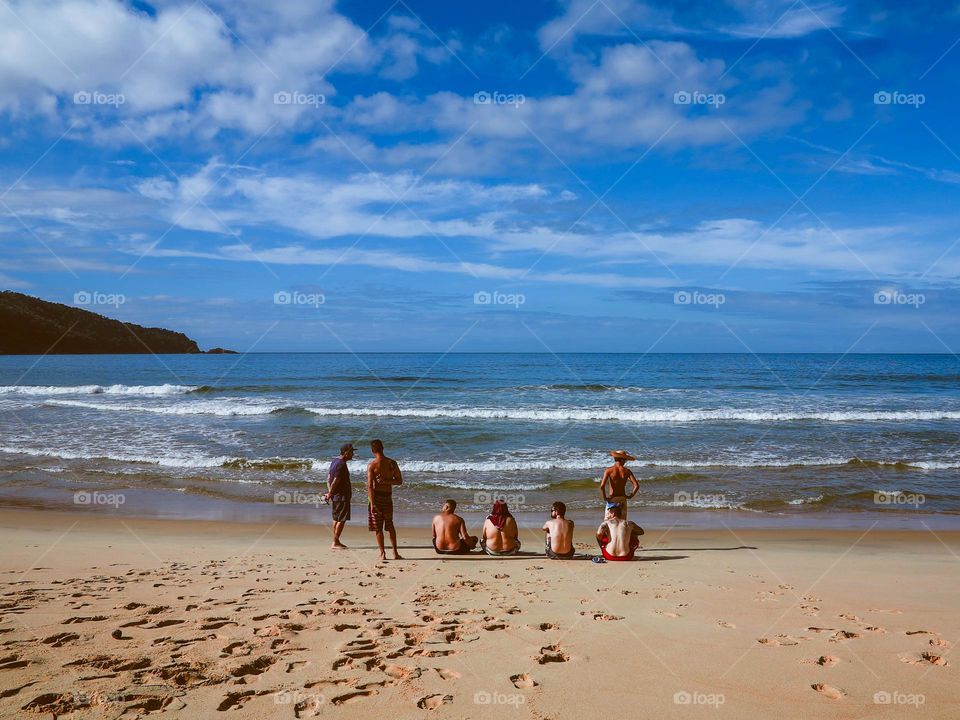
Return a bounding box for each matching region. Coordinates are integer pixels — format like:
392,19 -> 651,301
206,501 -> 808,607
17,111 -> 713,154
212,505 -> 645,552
325,443 -> 354,549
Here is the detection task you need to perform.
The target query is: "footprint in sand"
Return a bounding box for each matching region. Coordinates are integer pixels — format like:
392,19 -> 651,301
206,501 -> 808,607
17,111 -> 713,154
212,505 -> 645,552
812,683 -> 845,700
758,635 -> 800,646
716,621 -> 735,629
435,668 -> 460,680
921,652 -> 948,666
536,645 -> 570,664
801,655 -> 839,666
331,689 -> 378,705
417,694 -> 453,710
510,673 -> 538,688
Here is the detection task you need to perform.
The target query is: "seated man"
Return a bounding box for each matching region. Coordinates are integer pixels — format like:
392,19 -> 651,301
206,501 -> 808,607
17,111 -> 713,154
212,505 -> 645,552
596,504 -> 643,561
542,501 -> 575,559
480,500 -> 521,556
431,499 -> 478,554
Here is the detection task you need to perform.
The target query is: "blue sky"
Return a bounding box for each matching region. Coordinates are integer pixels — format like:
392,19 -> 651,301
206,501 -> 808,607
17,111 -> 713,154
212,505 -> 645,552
1,0 -> 959,352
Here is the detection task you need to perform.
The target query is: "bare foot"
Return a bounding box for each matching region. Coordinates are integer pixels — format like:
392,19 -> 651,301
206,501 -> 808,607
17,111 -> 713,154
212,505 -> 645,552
331,543 -> 348,550
379,553 -> 387,561
393,553 -> 403,560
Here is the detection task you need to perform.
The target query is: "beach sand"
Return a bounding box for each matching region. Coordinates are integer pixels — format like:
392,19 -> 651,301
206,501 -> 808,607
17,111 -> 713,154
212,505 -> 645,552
1,509 -> 957,718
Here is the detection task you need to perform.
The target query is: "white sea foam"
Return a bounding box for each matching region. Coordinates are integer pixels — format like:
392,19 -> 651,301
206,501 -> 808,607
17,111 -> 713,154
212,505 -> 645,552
0,445 -> 233,468
45,399 -> 280,416
786,494 -> 825,505
29,396 -> 960,424
0,384 -> 198,396
301,406 -> 960,423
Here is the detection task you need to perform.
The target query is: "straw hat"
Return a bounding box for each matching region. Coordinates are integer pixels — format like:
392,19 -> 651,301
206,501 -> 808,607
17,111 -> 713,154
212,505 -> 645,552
609,449 -> 636,461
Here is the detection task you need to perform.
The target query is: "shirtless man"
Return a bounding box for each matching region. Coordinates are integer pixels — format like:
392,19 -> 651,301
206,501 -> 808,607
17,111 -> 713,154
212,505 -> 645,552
431,499 -> 478,554
596,505 -> 644,559
600,449 -> 640,519
481,500 -> 520,555
542,501 -> 575,559
367,439 -> 403,561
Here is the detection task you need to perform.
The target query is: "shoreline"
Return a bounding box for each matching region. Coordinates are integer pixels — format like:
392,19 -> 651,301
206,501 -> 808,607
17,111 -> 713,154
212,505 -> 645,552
3,486 -> 960,531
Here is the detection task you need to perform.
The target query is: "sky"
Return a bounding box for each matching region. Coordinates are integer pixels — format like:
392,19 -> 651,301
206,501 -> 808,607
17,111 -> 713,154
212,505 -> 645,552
1,0 -> 959,353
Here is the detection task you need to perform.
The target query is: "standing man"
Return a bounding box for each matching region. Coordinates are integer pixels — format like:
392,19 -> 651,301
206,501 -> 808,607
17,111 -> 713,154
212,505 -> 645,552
368,439 -> 403,561
542,501 -> 575,559
325,442 -> 354,549
600,449 -> 640,519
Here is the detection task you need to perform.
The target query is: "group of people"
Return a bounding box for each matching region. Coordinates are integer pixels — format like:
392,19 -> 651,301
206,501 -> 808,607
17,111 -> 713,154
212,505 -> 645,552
323,441 -> 645,562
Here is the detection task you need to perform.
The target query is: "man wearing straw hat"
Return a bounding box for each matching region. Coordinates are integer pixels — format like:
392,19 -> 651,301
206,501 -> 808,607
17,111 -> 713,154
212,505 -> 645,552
601,449 -> 640,520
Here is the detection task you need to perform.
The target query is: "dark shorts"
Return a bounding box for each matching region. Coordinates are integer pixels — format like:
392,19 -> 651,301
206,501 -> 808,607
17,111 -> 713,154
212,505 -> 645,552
332,499 -> 351,523
369,494 -> 395,533
433,538 -> 473,555
545,536 -> 575,559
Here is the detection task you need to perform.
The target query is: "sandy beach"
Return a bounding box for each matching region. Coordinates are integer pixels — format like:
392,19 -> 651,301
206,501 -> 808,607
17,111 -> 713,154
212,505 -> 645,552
0,508 -> 957,719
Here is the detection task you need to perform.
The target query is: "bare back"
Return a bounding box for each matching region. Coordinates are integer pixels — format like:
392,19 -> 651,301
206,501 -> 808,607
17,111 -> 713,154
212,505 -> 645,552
601,463 -> 638,499
483,516 -> 519,552
432,513 -> 465,550
543,517 -> 574,554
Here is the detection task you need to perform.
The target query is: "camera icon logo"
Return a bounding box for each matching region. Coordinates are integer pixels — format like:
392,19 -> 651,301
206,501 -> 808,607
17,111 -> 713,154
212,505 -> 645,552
673,491 -> 691,504
73,91 -> 92,105
274,91 -> 292,105
473,291 -> 492,305
474,691 -> 492,705
274,491 -> 293,504
873,91 -> 892,105
673,290 -> 691,305
473,91 -> 491,105
274,291 -> 292,305
74,491 -> 92,505
673,691 -> 692,705
673,91 -> 691,105
74,291 -> 92,305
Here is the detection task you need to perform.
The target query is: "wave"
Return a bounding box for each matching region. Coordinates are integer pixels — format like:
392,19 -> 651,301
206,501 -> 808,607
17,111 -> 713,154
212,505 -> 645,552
0,445 -> 233,468
1,384 -> 198,396
45,399 -> 281,416
34,396 -> 960,424
299,406 -> 960,424
4,443 -> 959,474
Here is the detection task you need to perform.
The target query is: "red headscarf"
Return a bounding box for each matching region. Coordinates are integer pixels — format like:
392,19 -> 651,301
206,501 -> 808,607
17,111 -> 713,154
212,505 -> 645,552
488,500 -> 511,530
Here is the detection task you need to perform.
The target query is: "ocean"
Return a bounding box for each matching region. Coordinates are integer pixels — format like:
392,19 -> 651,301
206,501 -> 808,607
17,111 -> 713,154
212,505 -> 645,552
1,353 -> 958,528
